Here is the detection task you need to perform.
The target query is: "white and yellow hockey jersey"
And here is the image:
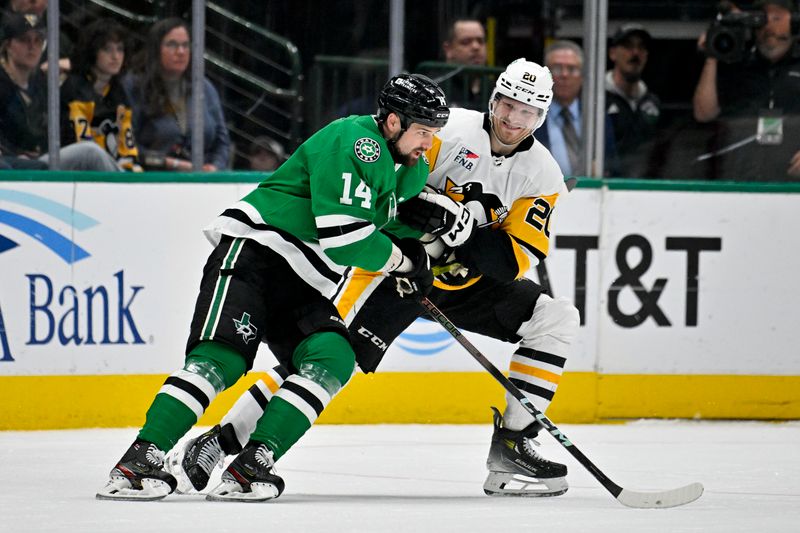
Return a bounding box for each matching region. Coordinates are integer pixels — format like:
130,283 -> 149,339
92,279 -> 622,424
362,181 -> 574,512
426,107 -> 565,289
335,107 -> 567,319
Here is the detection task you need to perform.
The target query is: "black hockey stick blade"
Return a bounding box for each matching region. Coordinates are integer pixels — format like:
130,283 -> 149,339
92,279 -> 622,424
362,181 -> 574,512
564,176 -> 578,191
419,297 -> 704,509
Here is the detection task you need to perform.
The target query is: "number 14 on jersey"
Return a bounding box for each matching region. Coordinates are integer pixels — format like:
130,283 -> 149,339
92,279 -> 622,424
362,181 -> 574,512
340,172 -> 372,209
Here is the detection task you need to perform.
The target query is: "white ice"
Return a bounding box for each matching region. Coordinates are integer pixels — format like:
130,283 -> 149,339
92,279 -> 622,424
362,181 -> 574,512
1,421 -> 798,533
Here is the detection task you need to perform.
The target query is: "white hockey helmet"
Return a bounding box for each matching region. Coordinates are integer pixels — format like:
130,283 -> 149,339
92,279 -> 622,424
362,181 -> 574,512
490,58 -> 553,131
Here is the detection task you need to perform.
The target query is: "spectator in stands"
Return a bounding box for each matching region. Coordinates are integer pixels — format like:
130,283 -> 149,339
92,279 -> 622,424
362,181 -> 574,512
248,135 -> 286,171
8,0 -> 72,75
440,18 -> 488,110
61,19 -> 141,171
693,0 -> 800,181
443,19 -> 487,66
536,40 -> 617,177
606,24 -> 661,178
0,11 -> 119,171
123,18 -> 230,171
7,1 -> 47,17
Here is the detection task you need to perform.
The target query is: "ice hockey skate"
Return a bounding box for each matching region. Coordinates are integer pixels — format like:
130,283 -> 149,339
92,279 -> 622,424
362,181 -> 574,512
483,407 -> 568,497
96,439 -> 178,501
165,424 -> 234,493
206,442 -> 285,502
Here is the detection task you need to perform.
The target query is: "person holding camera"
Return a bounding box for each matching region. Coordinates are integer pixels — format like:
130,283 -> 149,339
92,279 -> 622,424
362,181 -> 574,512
693,0 -> 800,181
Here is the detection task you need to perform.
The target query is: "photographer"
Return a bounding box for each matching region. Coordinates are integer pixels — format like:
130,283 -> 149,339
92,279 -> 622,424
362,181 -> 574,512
693,0 -> 800,180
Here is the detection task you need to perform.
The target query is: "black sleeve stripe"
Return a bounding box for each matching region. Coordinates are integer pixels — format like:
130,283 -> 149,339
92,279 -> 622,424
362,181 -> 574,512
509,378 -> 556,401
164,376 -> 211,410
282,380 -> 325,416
317,220 -> 372,239
514,347 -> 567,368
510,234 -> 547,262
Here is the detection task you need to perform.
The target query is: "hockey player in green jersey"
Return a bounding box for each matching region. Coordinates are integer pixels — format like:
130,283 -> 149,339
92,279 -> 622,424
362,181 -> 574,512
175,59 -> 579,501
96,73 -> 449,501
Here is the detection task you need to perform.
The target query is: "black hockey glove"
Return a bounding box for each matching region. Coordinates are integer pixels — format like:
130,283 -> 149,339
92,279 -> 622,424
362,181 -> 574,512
398,190 -> 476,247
453,226 -> 518,282
387,237 -> 433,299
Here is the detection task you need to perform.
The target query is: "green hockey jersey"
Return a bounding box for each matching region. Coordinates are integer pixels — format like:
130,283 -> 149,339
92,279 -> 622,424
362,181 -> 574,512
205,115 -> 428,295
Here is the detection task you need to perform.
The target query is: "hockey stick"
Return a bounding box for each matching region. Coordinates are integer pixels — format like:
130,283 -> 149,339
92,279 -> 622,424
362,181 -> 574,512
419,297 -> 704,509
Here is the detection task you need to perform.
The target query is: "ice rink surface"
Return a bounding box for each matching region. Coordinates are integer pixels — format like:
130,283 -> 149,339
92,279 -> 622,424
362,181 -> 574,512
1,421 -> 798,533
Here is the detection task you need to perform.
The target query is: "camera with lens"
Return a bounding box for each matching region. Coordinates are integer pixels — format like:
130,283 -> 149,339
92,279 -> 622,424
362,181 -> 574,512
706,9 -> 766,63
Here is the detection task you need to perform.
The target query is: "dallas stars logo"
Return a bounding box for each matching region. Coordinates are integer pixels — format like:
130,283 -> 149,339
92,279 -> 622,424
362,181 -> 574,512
354,138 -> 380,163
233,312 -> 258,344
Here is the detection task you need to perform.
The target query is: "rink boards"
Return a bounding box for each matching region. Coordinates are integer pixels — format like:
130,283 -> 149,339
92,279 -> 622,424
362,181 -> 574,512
1,173 -> 798,428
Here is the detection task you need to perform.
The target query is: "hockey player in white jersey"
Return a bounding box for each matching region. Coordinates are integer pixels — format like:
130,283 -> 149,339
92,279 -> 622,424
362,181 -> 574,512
174,58 -> 579,499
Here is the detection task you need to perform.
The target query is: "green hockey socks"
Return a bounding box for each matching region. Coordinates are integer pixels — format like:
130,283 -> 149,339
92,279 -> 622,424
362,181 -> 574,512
250,331 -> 354,460
138,341 -> 246,451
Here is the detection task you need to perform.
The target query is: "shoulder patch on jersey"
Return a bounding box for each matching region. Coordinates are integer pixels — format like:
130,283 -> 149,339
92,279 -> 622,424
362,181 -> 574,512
354,137 -> 381,163
454,146 -> 480,171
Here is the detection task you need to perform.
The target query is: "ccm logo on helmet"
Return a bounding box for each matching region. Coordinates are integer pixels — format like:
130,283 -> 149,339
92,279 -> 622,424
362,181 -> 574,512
395,77 -> 416,91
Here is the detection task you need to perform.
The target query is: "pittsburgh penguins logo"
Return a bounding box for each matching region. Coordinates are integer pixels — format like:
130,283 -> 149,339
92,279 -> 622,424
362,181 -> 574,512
445,177 -> 508,224
97,118 -> 120,157
354,138 -> 381,163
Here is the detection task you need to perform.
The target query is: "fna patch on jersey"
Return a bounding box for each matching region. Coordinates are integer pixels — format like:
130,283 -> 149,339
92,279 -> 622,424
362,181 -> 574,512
354,138 -> 381,163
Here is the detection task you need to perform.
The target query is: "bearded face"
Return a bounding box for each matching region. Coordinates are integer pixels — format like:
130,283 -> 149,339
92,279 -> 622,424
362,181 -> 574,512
609,35 -> 649,84
756,4 -> 793,62
387,121 -> 438,166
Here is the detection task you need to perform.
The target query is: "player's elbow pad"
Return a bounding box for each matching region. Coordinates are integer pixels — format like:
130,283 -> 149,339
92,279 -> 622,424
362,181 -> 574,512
454,227 -> 519,281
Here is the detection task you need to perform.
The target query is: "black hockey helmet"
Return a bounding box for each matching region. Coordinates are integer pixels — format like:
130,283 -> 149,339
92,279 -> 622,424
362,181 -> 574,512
377,73 -> 450,129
